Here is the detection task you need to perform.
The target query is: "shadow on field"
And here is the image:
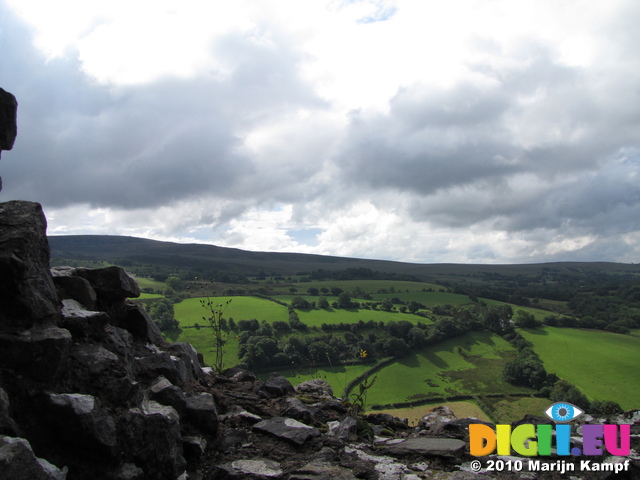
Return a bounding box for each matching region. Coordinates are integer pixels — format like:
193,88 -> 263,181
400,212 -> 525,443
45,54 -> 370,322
521,327 -> 549,336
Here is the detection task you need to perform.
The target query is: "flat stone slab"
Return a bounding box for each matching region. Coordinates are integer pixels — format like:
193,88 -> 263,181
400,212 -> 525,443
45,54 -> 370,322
253,417 -> 320,445
217,458 -> 283,478
381,437 -> 466,458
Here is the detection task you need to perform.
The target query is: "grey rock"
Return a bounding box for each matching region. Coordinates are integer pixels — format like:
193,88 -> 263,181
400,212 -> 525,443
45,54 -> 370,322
326,416 -> 358,440
221,405 -> 263,426
113,463 -> 144,480
282,396 -> 317,424
168,342 -> 202,381
47,393 -> 117,453
149,376 -> 187,414
253,417 -> 320,445
290,461 -> 360,480
137,353 -> 187,386
59,299 -> 109,339
183,435 -> 207,459
0,325 -> 71,382
0,436 -> 67,480
122,302 -> 165,344
72,343 -> 120,375
120,403 -> 185,480
381,437 -> 466,458
75,266 -> 140,300
295,379 -> 334,400
52,270 -> 98,310
217,458 -> 283,479
185,393 -> 219,435
258,373 -> 295,398
0,201 -> 59,331
0,88 -> 17,152
0,388 -> 19,436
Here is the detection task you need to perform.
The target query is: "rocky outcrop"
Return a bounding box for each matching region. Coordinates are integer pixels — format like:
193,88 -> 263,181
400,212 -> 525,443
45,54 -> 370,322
0,87 -> 18,191
1,199 -> 640,480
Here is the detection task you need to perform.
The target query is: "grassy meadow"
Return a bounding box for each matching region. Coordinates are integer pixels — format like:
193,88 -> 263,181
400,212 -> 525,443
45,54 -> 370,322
520,326 -> 640,410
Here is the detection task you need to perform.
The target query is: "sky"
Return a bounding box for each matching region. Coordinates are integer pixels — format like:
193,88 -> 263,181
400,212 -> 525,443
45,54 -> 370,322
1,0 -> 639,264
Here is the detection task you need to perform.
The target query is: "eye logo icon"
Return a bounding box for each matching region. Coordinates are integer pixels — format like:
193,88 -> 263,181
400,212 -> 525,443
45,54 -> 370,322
544,402 -> 584,423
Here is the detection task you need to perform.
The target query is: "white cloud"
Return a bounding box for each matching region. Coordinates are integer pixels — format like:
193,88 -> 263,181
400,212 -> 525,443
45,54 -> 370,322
3,0 -> 640,264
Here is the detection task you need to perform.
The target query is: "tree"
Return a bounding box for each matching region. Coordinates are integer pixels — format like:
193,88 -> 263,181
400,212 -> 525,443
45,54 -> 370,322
307,287 -> 319,296
149,298 -> 178,331
337,292 -> 353,309
380,298 -> 394,312
383,337 -> 409,358
317,296 -> 330,309
166,276 -> 182,291
513,310 -> 541,328
330,287 -> 343,296
291,296 -> 311,309
550,380 -> 590,411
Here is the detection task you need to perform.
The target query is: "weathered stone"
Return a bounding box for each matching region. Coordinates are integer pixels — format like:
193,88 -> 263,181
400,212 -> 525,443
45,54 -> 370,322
46,393 -> 117,454
113,463 -> 144,480
72,343 -> 120,375
103,325 -> 137,376
253,417 -> 320,445
137,353 -> 187,386
75,266 -> 140,300
290,461 -> 360,480
381,437 -> 466,458
440,417 -> 494,439
168,342 -> 202,381
52,270 -> 98,310
294,379 -> 334,401
221,405 -> 262,426
0,436 -> 67,480
0,88 -> 17,152
182,435 -> 207,459
258,373 -> 295,398
119,402 -> 185,480
59,299 -> 109,339
122,302 -> 165,344
326,416 -> 358,440
149,376 -> 187,414
0,388 -> 19,436
217,458 -> 283,479
185,393 -> 219,435
0,325 -> 71,381
282,397 -> 317,424
0,201 -> 59,331
225,367 -> 258,382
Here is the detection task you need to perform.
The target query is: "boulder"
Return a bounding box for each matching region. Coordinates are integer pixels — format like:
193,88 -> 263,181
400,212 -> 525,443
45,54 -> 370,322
59,299 -> 109,339
75,266 -> 140,300
119,402 -> 185,480
184,393 -> 219,435
0,325 -> 71,382
52,269 -> 98,310
0,201 -> 59,331
258,373 -> 295,398
149,377 -> 187,414
0,388 -> 19,436
253,417 -> 320,445
121,302 -> 164,344
168,342 -> 202,381
46,393 -> 117,456
0,88 -> 17,153
0,436 -> 67,480
216,458 -> 283,479
326,416 -> 358,440
294,379 -> 334,401
136,353 -> 188,386
281,397 -> 317,424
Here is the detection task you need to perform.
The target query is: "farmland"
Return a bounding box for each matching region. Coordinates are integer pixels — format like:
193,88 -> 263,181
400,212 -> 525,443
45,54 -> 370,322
49,234 -> 640,422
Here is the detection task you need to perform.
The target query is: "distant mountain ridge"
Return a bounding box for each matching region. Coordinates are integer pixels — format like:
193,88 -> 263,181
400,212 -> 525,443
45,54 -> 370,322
48,235 -> 640,283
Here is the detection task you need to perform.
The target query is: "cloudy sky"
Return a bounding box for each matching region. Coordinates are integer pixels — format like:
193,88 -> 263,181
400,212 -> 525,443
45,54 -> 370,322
1,0 -> 639,264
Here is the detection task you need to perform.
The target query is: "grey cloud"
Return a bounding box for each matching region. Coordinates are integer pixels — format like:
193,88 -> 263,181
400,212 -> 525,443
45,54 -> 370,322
1,6 -> 324,210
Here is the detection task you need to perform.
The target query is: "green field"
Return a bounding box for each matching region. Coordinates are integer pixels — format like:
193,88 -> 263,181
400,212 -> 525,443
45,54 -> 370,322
520,327 -> 640,410
272,280 -> 444,294
360,331 -> 533,407
174,296 -> 289,327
